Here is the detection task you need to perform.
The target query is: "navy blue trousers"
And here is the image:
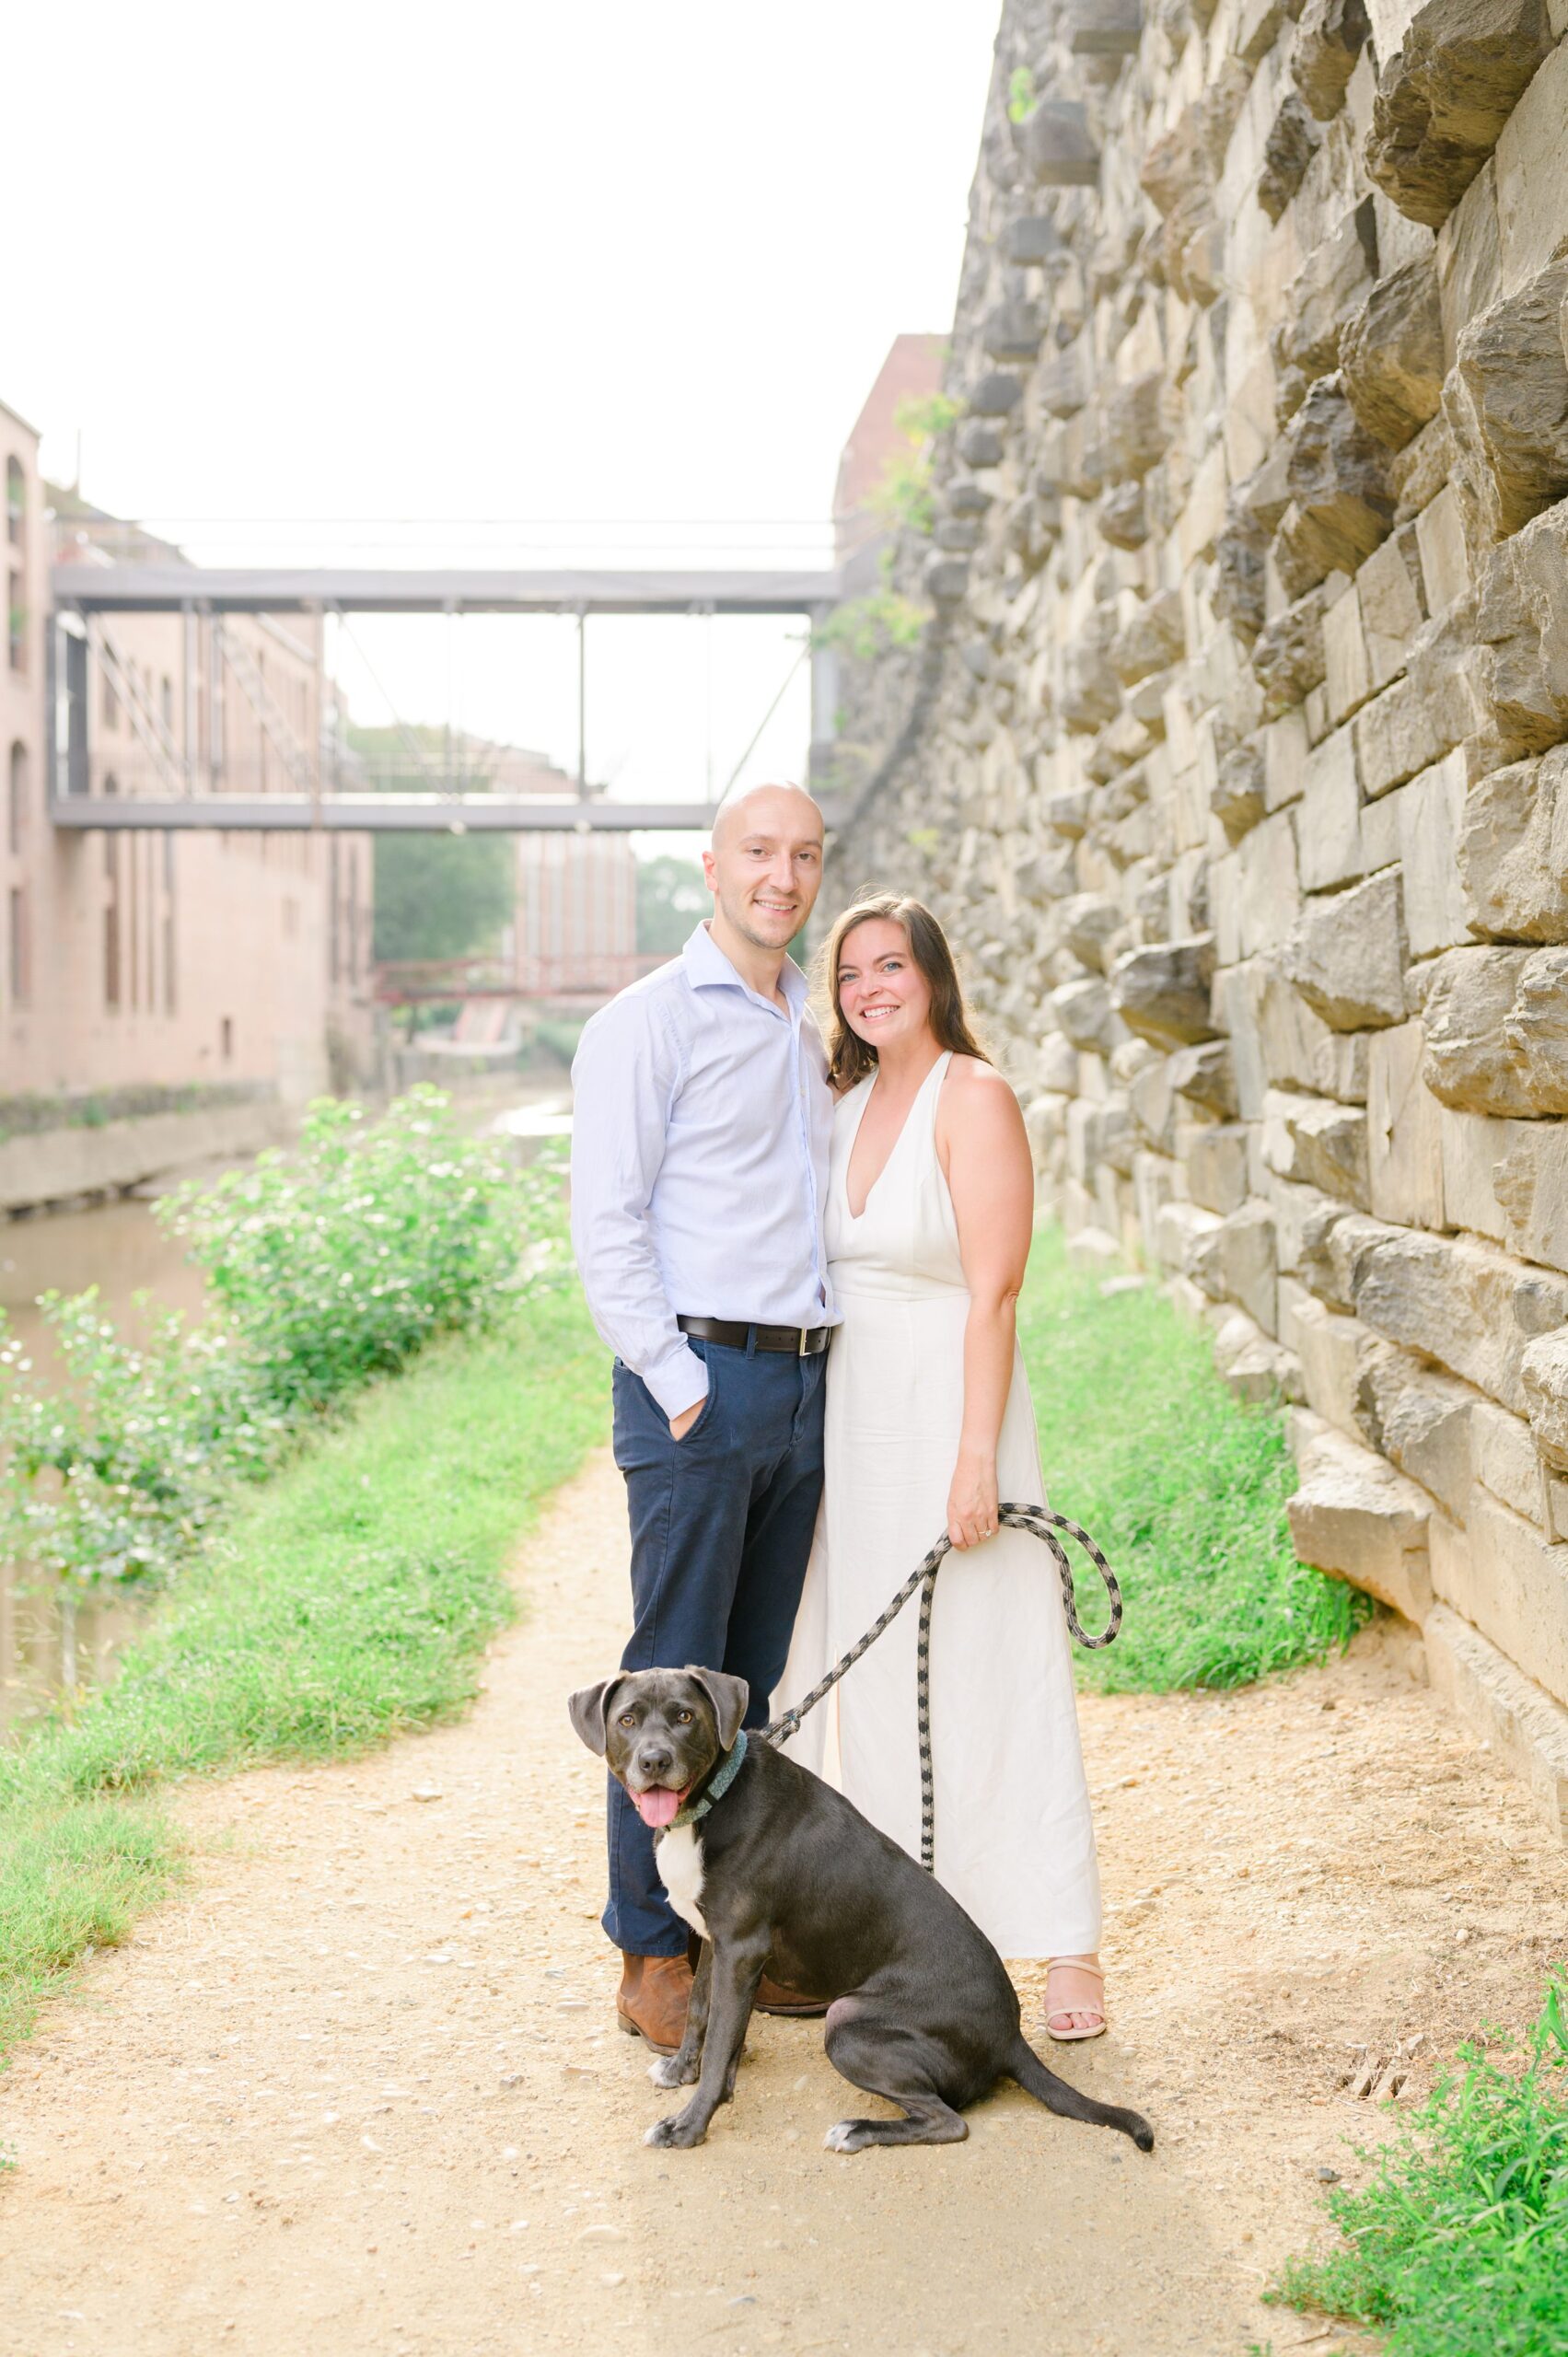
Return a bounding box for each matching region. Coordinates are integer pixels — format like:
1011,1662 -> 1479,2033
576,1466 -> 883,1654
605,1334 -> 826,1956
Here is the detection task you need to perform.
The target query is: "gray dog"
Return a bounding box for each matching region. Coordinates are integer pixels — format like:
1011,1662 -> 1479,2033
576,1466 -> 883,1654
568,1664 -> 1156,2155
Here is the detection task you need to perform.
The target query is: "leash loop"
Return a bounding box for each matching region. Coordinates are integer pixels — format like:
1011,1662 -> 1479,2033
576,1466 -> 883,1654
761,1504 -> 1121,1874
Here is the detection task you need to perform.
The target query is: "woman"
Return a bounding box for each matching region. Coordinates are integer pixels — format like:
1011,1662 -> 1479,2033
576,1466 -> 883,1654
776,893 -> 1106,2039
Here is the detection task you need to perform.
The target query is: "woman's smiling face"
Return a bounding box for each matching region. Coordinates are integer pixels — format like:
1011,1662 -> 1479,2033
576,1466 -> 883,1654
836,917 -> 932,1051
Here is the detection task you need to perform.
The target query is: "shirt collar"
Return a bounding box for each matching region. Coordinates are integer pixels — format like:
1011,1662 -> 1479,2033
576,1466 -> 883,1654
682,921 -> 807,1016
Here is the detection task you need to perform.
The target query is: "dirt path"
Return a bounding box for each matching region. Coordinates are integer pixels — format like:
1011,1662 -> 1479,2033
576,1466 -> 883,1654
3,1450 -> 1563,2357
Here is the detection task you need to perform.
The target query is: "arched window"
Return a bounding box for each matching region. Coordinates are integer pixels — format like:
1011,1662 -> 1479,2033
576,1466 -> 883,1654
6,457 -> 24,677
5,457 -> 22,548
7,741 -> 25,855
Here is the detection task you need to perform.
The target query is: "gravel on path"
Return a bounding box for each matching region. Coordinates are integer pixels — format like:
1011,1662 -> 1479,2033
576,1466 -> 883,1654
1,1447 -> 1562,2356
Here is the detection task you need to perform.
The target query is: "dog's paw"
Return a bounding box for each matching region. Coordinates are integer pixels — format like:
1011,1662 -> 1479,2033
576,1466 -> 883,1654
823,2120 -> 868,2154
644,2112 -> 707,2150
646,2053 -> 696,2090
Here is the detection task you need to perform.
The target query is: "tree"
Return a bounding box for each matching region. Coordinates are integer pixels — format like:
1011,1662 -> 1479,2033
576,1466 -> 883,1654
636,854 -> 709,954
372,834 -> 515,963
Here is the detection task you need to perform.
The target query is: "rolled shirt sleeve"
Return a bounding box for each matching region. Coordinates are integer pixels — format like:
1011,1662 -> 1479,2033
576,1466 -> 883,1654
570,993 -> 710,1422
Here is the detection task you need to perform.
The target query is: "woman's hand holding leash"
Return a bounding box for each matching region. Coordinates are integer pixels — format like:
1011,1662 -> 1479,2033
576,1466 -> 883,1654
947,1447 -> 1000,1550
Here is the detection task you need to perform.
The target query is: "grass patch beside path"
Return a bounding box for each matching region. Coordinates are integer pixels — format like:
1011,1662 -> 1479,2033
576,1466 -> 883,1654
1268,1978 -> 1568,2357
0,1285 -> 607,2063
1018,1227 -> 1370,1690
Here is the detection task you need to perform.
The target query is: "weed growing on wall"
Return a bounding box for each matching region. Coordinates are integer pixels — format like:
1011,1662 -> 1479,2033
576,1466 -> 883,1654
1269,1978 -> 1568,2357
0,1087 -> 569,1587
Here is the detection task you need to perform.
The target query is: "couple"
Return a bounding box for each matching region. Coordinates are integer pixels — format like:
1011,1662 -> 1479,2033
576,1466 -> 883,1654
569,783 -> 1103,2059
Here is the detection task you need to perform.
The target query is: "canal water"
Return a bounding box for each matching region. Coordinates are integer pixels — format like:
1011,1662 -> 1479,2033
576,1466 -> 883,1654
0,1082 -> 574,1736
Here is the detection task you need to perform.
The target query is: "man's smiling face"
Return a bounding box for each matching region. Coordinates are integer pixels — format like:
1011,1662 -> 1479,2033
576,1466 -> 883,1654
703,784 -> 824,954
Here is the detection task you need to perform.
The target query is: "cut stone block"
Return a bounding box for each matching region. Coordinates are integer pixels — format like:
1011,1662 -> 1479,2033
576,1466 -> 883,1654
1470,1395 -> 1545,1520
1413,482 -> 1471,613
1109,935 -> 1219,1047
1438,1104 -> 1521,1241
1286,1408 -> 1434,1621
1351,1225 -> 1568,1411
1399,749 -> 1470,955
1504,948 -> 1568,1112
1155,1197 -> 1224,1273
1458,746 -> 1568,943
1253,581 -> 1333,718
1341,256 -> 1446,449
1068,0 -> 1143,51
1424,1602 -> 1568,1838
1297,725 -> 1365,891
1470,497 -> 1568,763
1263,1087 -> 1372,1204
1051,976 -> 1119,1053
1431,1484 -> 1568,1709
1494,1123 -> 1568,1272
1367,1019 -> 1446,1225
1024,99 -> 1101,187
1446,256 -> 1568,541
1365,0 -> 1556,229
1282,869 -> 1409,1028
1187,1122 -> 1252,1215
1353,671 -> 1450,796
1279,378 -> 1396,580
1421,930 -> 1539,1105
1188,1200 -> 1279,1330
1259,91 -> 1322,223
1520,1329 -> 1568,1469
1292,0 -> 1372,122
968,371 -> 1025,418
1292,1294 -> 1377,1436
1168,1039 -> 1238,1118
1358,1344 -> 1477,1517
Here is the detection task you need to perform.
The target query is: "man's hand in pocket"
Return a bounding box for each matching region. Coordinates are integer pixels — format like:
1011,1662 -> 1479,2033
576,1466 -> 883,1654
669,1399 -> 704,1442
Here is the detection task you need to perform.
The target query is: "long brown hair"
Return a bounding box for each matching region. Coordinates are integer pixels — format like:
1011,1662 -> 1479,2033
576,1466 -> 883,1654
818,893 -> 992,1090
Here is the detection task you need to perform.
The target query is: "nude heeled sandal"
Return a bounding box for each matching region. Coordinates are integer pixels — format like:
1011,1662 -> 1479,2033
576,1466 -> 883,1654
1042,1956 -> 1107,2043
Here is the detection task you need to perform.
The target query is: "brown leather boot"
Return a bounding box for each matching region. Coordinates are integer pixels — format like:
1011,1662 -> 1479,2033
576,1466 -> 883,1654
754,1972 -> 830,2018
616,1952 -> 693,2054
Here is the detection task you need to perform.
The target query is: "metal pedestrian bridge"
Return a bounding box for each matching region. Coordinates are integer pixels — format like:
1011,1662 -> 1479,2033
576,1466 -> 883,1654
47,561 -> 845,833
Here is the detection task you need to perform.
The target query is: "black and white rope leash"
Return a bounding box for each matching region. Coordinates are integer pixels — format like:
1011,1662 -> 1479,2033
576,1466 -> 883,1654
761,1504 -> 1121,1875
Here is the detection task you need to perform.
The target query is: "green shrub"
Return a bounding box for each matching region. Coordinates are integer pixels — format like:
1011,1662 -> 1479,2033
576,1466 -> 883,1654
1018,1230 -> 1371,1689
1269,1977 -> 1568,2357
0,1087 -> 569,1587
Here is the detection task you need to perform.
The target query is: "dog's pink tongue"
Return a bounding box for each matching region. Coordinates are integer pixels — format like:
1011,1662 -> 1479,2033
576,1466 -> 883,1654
633,1786 -> 682,1829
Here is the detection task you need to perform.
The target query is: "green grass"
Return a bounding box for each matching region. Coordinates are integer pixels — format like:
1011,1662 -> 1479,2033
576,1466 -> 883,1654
0,1284 -> 608,2063
1268,1979 -> 1568,2357
1018,1227 -> 1371,1690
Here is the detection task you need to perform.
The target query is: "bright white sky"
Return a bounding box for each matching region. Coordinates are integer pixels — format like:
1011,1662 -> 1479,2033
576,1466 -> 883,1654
5,1 -> 996,849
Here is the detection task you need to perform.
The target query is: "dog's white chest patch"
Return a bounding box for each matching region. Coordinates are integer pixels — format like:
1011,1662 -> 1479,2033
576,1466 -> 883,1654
656,1824 -> 706,1937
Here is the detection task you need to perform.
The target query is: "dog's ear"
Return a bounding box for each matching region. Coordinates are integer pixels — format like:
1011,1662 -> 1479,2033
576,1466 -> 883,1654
682,1666 -> 749,1752
567,1676 -> 625,1757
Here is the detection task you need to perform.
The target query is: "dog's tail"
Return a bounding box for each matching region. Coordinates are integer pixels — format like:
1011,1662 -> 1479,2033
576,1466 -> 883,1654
1007,2037 -> 1156,2152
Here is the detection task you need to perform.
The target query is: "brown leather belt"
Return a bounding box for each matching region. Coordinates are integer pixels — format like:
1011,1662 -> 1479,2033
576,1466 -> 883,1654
678,1315 -> 831,1358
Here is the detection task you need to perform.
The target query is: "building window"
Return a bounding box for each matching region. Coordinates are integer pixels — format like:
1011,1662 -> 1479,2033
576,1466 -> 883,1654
103,776 -> 121,1009
5,457 -> 22,549
7,741 -> 25,854
220,1015 -> 233,1061
8,885 -> 27,1004
7,569 -> 23,674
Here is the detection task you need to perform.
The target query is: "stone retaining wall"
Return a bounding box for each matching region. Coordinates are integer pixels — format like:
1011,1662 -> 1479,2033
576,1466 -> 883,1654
824,0 -> 1568,1830
0,1099 -> 295,1215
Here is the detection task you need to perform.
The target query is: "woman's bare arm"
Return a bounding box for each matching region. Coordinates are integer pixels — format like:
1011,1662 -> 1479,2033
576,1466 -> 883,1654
939,1061 -> 1036,1550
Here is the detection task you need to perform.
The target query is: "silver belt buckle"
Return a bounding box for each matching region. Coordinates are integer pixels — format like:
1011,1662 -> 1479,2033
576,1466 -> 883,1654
798,1325 -> 809,1356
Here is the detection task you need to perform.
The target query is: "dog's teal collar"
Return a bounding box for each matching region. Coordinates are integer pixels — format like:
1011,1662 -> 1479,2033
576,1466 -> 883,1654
668,1730 -> 748,1832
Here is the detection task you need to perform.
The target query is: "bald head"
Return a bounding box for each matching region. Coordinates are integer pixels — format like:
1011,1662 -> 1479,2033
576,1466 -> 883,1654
703,782 -> 825,963
710,782 -> 823,854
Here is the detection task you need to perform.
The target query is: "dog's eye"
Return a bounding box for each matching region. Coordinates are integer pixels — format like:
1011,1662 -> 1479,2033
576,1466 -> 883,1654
617,1712 -> 636,1729
674,1710 -> 693,1724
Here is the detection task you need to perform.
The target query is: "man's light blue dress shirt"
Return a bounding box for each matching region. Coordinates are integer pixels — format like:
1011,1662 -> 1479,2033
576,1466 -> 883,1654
570,923 -> 837,1420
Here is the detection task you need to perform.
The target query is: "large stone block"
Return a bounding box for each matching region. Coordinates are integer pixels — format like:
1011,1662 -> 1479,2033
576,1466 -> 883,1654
1365,0 -> 1556,228
1422,944 -> 1536,1110
1109,935 -> 1219,1047
1292,1294 -> 1378,1435
1293,0 -> 1372,119
1520,1329 -> 1568,1469
1504,948 -> 1568,1111
1494,1124 -> 1568,1272
1023,99 -> 1101,188
1056,891 -> 1125,973
1431,1484 -> 1568,1708
1278,378 -> 1396,580
1263,1086 -> 1372,1202
1285,1408 -> 1434,1620
1367,1018 -> 1446,1225
1471,493 -> 1568,764
1400,749 -> 1470,954
1252,580 -> 1333,717
1438,1103 -> 1519,1240
1187,1121 -> 1252,1214
1282,868 -> 1408,1028
1351,1225 -> 1568,1410
1470,1394 -> 1546,1520
1357,1343 -> 1476,1516
1413,482 -> 1471,613
1050,975 -> 1120,1053
1353,670 -> 1451,795
1341,256 -> 1446,449
1493,33 -> 1568,295
1297,724 -> 1365,889
1424,1602 -> 1568,1838
1168,1039 -> 1238,1118
1356,528 -> 1427,690
1446,257 -> 1568,542
1259,90 -> 1322,223
1189,1200 -> 1280,1331
1458,745 -> 1568,942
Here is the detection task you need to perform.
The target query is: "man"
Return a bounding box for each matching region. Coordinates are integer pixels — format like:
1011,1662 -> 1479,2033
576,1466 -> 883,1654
570,782 -> 835,2053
